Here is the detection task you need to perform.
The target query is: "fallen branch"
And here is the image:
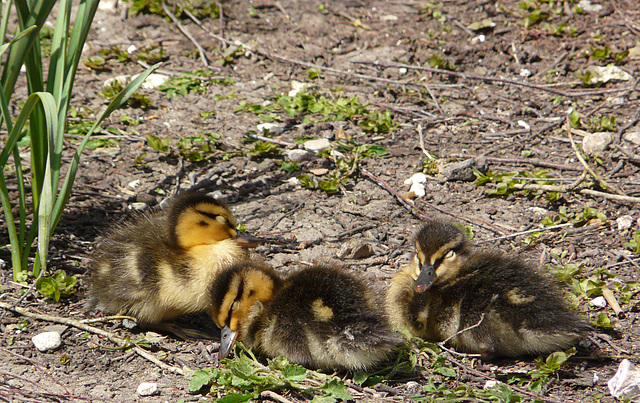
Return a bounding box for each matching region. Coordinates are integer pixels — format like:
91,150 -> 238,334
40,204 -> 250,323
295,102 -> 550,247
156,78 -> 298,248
511,183 -> 640,203
0,301 -> 185,375
162,2 -> 209,68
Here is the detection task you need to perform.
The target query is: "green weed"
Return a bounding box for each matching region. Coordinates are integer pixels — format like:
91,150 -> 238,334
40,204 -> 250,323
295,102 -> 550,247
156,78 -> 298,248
159,70 -> 233,98
473,168 -> 562,201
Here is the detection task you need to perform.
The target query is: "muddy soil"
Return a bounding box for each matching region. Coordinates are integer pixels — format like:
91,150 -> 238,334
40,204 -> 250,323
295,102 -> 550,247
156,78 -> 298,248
1,0 -> 640,402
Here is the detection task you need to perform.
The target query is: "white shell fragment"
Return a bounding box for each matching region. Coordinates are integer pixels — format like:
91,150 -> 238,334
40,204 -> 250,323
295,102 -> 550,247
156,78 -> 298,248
137,382 -> 158,396
608,359 -> 640,399
590,296 -> 607,308
483,380 -> 498,390
403,173 -> 428,197
32,332 -> 62,352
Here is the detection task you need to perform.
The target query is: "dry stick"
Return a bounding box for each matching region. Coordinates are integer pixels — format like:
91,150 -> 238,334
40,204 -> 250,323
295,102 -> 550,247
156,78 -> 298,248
268,202 -> 305,231
333,224 -> 377,240
259,390 -> 296,403
416,199 -> 509,235
619,253 -> 640,272
352,60 -> 637,98
0,302 -> 185,375
417,124 -> 436,160
478,223 -> 573,243
566,118 -> 626,196
458,155 -> 583,171
437,313 -> 485,358
446,355 -> 562,403
162,2 -> 209,68
512,182 -> 640,203
602,288 -> 624,317
245,132 -> 295,147
616,103 -> 640,143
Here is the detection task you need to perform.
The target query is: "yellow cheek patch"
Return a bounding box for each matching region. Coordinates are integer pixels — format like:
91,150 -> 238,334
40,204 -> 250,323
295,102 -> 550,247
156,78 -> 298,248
311,299 -> 334,322
216,276 -> 242,328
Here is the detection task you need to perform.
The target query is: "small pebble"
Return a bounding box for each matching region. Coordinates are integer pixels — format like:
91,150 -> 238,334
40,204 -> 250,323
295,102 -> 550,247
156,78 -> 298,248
483,380 -> 498,390
32,332 -> 62,352
137,382 -> 158,396
285,149 -> 315,162
617,215 -> 634,232
257,123 -> 284,134
304,138 -> 331,153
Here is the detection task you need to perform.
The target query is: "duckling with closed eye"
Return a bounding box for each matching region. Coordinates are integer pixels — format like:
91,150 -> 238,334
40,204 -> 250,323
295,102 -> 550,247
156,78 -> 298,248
386,219 -> 591,358
87,192 -> 258,333
209,261 -> 401,371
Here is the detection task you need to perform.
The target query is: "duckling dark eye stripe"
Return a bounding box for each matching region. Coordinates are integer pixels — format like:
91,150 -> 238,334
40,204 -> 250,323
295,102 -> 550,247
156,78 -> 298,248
197,210 -> 222,220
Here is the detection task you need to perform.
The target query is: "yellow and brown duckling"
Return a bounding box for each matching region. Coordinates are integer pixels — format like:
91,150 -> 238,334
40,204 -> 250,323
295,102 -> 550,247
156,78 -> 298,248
386,219 -> 591,358
87,192 -> 258,329
209,261 -> 401,371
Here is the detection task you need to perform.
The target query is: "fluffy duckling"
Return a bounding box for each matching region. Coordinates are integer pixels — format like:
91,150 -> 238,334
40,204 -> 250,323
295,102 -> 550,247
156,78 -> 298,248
87,192 -> 258,328
386,220 -> 591,358
209,262 -> 401,371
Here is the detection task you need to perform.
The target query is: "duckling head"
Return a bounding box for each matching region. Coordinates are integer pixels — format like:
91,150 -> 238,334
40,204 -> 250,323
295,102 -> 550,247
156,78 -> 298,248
209,261 -> 281,358
413,220 -> 472,293
168,192 -> 259,249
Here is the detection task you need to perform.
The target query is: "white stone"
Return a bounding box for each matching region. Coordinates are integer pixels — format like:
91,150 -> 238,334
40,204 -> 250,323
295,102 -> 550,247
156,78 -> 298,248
582,132 -> 613,156
399,67 -> 408,75
517,120 -> 531,130
285,149 -> 315,162
32,332 -> 62,352
287,177 -> 301,186
104,75 -> 129,89
519,69 -> 532,78
127,44 -> 137,54
617,215 -> 634,232
128,179 -> 141,189
137,382 -> 158,396
257,123 -> 284,134
303,138 -> 331,153
590,296 -> 607,308
583,65 -> 632,85
288,81 -> 308,97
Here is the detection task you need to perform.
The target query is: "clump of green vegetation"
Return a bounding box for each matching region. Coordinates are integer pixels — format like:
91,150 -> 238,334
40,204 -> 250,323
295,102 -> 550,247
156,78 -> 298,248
188,344 -> 352,402
296,142 -> 388,194
428,53 -> 457,71
473,168 -> 562,202
235,91 -> 395,133
146,133 -> 221,162
127,0 -> 220,19
100,79 -> 153,108
158,70 -> 233,98
625,230 -> 640,253
35,270 -> 78,302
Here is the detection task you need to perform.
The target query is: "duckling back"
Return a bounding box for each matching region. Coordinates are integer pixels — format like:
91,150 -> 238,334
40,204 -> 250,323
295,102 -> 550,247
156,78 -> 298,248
244,265 -> 401,371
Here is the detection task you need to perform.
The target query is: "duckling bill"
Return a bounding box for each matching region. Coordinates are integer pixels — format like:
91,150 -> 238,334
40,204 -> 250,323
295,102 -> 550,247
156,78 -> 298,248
210,262 -> 401,371
87,192 -> 258,330
387,219 -> 591,358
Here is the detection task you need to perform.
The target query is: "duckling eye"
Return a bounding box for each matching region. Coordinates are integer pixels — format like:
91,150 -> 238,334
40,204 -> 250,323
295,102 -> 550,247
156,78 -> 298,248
248,289 -> 255,297
216,216 -> 228,224
198,220 -> 208,227
444,250 -> 456,260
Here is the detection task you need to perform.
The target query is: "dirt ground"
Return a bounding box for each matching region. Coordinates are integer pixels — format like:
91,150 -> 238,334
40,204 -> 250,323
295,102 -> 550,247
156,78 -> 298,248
2,0 -> 640,401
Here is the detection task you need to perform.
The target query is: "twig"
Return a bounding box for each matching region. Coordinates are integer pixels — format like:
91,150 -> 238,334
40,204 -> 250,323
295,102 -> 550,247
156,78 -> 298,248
566,118 -> 625,196
417,124 -> 435,160
332,224 -> 377,240
0,302 -> 185,375
438,313 -> 486,357
268,203 -> 305,231
259,390 -> 295,403
616,102 -> 640,143
246,132 -> 294,147
352,60 -> 637,98
162,2 -> 209,68
416,199 -> 509,235
511,182 -> 640,203
478,223 -> 573,243
602,288 -> 624,317
79,315 -> 138,324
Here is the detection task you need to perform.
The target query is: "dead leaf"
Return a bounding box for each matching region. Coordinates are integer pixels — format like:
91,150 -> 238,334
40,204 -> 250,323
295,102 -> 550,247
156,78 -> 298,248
309,168 -> 329,176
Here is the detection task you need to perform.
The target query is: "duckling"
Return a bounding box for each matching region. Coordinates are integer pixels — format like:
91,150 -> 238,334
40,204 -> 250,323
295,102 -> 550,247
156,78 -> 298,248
209,261 -> 401,371
386,219 -> 591,358
87,192 -> 258,331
